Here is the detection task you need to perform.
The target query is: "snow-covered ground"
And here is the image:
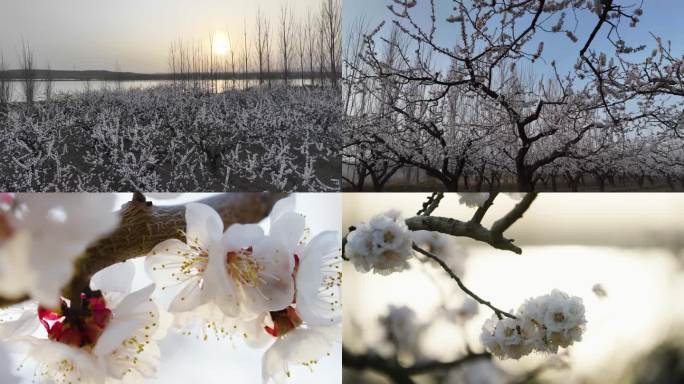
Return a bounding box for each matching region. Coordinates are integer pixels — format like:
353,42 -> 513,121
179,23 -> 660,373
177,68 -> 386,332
0,85 -> 341,191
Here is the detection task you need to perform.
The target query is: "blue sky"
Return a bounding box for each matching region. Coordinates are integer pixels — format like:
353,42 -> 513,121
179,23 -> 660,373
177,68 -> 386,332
344,0 -> 684,76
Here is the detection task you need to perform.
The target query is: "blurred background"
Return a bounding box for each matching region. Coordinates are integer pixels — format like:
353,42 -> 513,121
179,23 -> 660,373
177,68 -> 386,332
8,192 -> 342,384
343,193 -> 684,384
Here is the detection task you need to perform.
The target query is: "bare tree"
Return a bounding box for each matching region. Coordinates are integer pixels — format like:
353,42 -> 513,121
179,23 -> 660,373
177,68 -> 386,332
296,22 -> 306,86
19,39 -> 36,106
255,7 -> 268,84
317,15 -> 326,86
45,61 -> 53,101
321,0 -> 341,86
243,20 -> 250,88
209,33 -> 215,92
279,3 -> 293,82
305,10 -> 317,83
114,60 -> 122,91
168,42 -> 177,84
0,51 -> 12,112
228,32 -> 236,87
265,21 -> 272,87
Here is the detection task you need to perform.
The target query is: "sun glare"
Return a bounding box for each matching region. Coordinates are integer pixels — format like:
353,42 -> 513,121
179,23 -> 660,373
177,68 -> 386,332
212,32 -> 230,56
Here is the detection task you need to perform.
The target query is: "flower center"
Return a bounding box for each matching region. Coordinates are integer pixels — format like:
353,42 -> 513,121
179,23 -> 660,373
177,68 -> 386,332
553,312 -> 565,323
180,247 -> 209,277
226,247 -> 264,287
265,306 -> 302,337
39,289 -> 113,349
383,230 -> 395,243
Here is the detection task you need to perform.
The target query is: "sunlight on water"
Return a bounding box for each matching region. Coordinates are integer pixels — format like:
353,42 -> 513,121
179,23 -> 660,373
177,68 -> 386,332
7,78 -> 320,102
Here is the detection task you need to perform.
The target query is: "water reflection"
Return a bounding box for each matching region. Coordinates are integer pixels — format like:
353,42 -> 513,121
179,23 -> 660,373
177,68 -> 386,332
6,78 -> 319,102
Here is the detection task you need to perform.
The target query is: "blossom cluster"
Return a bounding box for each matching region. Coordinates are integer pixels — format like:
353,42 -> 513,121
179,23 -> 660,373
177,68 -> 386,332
0,195 -> 341,384
345,209 -> 413,275
480,290 -> 587,359
144,196 -> 342,383
1,261 -> 163,384
0,193 -> 119,306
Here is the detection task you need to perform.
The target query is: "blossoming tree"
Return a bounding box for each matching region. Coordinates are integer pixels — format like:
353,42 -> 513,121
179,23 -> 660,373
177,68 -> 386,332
343,0 -> 684,191
0,192 -> 341,383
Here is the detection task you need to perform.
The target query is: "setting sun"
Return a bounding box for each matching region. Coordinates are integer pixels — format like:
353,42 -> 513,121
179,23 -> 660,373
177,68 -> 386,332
211,31 -> 230,56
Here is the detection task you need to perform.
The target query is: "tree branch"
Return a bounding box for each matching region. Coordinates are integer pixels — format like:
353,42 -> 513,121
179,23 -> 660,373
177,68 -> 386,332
343,347 -> 490,382
405,216 -> 521,254
413,245 -> 516,320
491,193 -> 537,236
343,348 -> 416,384
1,192 -> 286,308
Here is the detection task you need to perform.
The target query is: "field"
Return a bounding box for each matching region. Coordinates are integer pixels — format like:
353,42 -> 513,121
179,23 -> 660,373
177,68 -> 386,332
0,85 -> 341,191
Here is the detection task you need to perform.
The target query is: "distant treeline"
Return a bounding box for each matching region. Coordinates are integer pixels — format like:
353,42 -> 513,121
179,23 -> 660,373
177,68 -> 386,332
0,69 -> 340,81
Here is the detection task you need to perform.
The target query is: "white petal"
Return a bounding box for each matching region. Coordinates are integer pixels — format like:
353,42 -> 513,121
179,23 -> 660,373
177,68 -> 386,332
90,261 -> 135,297
240,315 -> 274,348
2,193 -> 119,307
244,237 -> 295,314
296,231 -> 342,326
201,239 -> 242,317
185,203 -> 224,249
262,326 -> 339,384
0,343 -> 19,384
0,307 -> 40,341
168,276 -> 208,313
28,235 -> 79,306
26,337 -> 104,384
263,339 -> 290,384
103,332 -> 161,380
145,239 -> 201,291
223,223 -> 264,250
93,285 -> 157,357
0,231 -> 32,300
270,212 -> 305,255
94,318 -> 144,358
269,196 -> 296,227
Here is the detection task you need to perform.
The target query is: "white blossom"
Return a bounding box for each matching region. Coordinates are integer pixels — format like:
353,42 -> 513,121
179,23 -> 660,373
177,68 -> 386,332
261,210 -> 342,384
0,193 -> 119,307
145,199 -> 295,323
446,359 -> 510,384
451,298 -> 479,322
480,290 -> 586,359
1,262 -> 164,383
457,193 -> 490,208
345,210 -> 413,275
380,305 -> 419,354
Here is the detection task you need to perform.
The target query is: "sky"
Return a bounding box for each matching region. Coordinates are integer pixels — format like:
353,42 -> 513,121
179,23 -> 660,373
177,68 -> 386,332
0,0 -> 323,73
343,0 -> 684,77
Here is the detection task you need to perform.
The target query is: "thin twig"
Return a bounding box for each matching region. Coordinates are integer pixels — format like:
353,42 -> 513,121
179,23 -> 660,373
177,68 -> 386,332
413,244 -> 516,320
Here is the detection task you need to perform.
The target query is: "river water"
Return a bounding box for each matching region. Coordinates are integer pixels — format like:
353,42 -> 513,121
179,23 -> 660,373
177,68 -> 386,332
6,78 -> 319,102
